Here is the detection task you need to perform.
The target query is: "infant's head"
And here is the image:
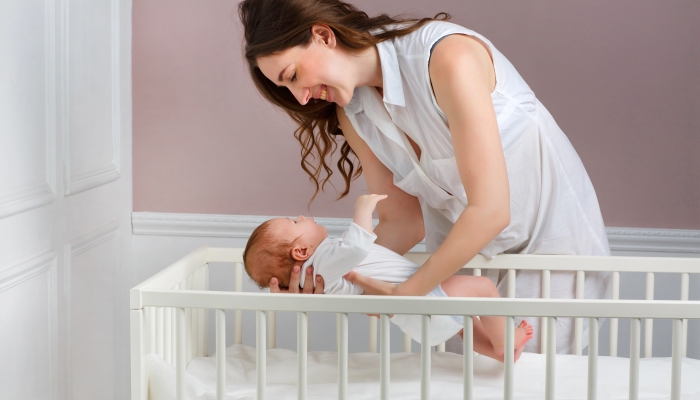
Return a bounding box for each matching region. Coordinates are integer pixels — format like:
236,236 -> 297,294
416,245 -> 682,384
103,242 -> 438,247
243,216 -> 328,289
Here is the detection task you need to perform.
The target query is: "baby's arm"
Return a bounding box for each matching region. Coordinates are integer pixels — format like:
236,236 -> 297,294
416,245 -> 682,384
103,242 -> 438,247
353,194 -> 387,235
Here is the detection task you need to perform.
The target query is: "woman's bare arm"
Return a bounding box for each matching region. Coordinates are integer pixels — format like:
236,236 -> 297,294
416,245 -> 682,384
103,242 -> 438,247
336,105 -> 425,255
400,35 -> 509,295
346,34 -> 510,296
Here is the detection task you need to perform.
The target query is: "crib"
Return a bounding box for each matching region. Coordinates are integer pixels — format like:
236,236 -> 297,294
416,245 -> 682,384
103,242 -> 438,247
130,246 -> 700,400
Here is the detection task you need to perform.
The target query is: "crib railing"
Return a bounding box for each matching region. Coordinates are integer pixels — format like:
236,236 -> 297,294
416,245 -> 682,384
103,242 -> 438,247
131,247 -> 700,400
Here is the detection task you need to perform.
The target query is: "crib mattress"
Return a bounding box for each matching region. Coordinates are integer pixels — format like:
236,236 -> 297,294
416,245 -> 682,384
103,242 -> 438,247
147,344 -> 700,400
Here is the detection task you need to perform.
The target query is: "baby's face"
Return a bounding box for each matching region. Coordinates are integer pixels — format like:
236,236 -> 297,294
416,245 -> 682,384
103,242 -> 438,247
269,216 -> 328,249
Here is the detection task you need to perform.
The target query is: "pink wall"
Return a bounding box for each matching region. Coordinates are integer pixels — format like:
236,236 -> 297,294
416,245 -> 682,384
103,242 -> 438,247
133,0 -> 700,229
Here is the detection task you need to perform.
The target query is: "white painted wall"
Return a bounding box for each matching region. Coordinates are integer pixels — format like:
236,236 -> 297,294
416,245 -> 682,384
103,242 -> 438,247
132,213 -> 700,359
0,1 -> 132,399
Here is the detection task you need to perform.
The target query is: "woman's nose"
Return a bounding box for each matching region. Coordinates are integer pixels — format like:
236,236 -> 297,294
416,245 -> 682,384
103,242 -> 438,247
292,86 -> 310,105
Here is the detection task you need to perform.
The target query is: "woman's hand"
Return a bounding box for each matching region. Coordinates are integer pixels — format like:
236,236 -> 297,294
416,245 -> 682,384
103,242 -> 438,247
343,271 -> 399,296
344,271 -> 399,318
269,266 -> 325,294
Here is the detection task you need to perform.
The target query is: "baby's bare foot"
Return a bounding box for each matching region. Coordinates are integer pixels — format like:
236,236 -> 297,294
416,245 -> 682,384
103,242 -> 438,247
514,320 -> 533,362
494,320 -> 533,360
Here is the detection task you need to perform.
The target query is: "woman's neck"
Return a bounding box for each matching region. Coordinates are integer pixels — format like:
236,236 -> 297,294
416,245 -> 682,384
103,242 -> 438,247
353,45 -> 383,89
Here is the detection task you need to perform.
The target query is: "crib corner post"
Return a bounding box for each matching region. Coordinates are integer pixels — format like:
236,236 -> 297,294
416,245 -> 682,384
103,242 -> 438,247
130,309 -> 148,400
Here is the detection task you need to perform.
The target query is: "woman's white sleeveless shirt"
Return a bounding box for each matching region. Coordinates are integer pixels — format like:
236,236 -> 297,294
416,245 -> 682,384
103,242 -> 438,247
342,21 -> 611,353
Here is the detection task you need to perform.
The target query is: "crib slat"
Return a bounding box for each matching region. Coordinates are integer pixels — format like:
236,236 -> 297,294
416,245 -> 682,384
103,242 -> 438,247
176,307 -> 186,400
504,316 -> 515,400
156,307 -> 163,356
256,310 -> 266,400
192,271 -> 200,357
671,318 -> 682,400
380,314 -> 390,400
202,264 -> 209,356
473,268 -> 481,277
421,315 -> 430,400
297,312 -> 307,400
186,279 -> 193,364
644,272 -> 654,358
609,271 -> 620,357
189,274 -> 197,360
545,316 -> 556,400
541,270 -> 551,355
196,265 -> 208,357
403,333 -> 411,353
335,313 -> 340,352
629,318 -> 641,400
268,311 -> 276,349
507,269 -> 516,298
216,310 -> 226,400
234,263 -> 243,345
338,313 -> 348,400
148,307 -> 156,354
587,318 -> 598,400
173,282 -> 183,362
369,316 -> 378,353
437,342 -> 445,352
463,316 -> 474,400
575,270 -> 585,355
164,307 -> 172,364
680,273 -> 689,357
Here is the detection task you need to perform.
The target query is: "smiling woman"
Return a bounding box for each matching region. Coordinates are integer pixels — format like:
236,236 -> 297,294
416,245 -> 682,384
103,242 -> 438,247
239,0 -> 612,355
241,0 -> 446,201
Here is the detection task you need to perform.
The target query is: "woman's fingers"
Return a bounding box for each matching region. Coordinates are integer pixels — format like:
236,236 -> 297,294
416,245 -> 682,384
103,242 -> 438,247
269,266 -> 324,295
269,277 -> 288,293
302,267 -> 314,294
344,271 -> 397,296
314,274 -> 324,294
288,266 -> 301,293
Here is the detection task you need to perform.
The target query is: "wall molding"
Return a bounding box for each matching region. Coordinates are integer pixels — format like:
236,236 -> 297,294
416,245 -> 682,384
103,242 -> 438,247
0,250 -> 58,400
132,212 -> 700,256
0,0 -> 57,219
62,0 -> 121,196
64,220 -> 119,400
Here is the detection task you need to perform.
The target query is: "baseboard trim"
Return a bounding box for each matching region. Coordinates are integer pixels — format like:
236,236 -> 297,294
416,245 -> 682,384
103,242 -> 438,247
132,212 -> 700,256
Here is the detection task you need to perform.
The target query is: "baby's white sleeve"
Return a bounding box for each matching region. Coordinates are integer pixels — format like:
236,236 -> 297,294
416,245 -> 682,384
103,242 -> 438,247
315,223 -> 376,287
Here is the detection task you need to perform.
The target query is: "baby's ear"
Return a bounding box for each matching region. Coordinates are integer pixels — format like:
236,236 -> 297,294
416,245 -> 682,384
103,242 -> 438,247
291,245 -> 311,261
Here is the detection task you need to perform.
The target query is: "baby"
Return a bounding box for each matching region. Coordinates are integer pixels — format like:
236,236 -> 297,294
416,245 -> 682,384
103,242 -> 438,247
243,194 -> 532,362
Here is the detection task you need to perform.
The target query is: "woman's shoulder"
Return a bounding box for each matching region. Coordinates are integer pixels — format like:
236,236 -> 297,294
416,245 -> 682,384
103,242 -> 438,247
391,20 -> 481,54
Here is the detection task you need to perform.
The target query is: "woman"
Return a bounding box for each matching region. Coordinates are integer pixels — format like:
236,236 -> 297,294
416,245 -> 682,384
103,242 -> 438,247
240,0 -> 611,354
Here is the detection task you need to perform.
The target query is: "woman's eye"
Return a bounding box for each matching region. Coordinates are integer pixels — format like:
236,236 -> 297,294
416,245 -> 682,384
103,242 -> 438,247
290,72 -> 297,83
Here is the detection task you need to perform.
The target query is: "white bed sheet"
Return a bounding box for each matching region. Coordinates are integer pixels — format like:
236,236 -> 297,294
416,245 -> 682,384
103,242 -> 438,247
148,344 -> 700,400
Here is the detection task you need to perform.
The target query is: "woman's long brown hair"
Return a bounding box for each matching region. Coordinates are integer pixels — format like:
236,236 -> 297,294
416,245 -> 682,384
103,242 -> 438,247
239,0 -> 449,203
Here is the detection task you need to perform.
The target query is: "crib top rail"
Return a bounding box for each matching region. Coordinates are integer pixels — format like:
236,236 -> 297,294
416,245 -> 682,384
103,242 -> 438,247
133,289 -> 700,320
130,246 -> 700,310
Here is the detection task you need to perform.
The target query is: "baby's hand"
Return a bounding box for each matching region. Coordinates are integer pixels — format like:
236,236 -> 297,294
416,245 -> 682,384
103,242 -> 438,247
353,194 -> 387,234
355,194 -> 388,215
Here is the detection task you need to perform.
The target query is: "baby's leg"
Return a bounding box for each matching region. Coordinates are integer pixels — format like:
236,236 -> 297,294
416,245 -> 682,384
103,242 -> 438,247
441,275 -> 532,361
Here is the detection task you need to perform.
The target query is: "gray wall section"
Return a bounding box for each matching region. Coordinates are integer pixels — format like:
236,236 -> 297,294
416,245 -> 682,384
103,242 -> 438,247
132,0 -> 700,230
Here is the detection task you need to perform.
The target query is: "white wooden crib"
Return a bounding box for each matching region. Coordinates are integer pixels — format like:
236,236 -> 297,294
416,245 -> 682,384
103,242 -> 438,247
130,246 -> 700,400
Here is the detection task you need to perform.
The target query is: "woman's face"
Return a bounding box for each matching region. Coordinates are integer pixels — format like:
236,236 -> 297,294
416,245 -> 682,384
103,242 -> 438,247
256,26 -> 355,107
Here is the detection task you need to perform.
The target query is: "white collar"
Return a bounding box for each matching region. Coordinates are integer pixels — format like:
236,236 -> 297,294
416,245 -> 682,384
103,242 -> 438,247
344,38 -> 406,115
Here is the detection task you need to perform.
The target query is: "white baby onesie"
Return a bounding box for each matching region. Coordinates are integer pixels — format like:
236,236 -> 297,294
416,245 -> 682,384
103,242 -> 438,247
298,223 -> 463,346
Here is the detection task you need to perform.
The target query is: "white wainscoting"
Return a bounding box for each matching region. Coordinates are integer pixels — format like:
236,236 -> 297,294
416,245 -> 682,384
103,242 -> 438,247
0,0 -> 57,219
62,0 -> 122,196
132,212 -> 700,357
0,251 -> 58,400
64,221 -> 120,400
